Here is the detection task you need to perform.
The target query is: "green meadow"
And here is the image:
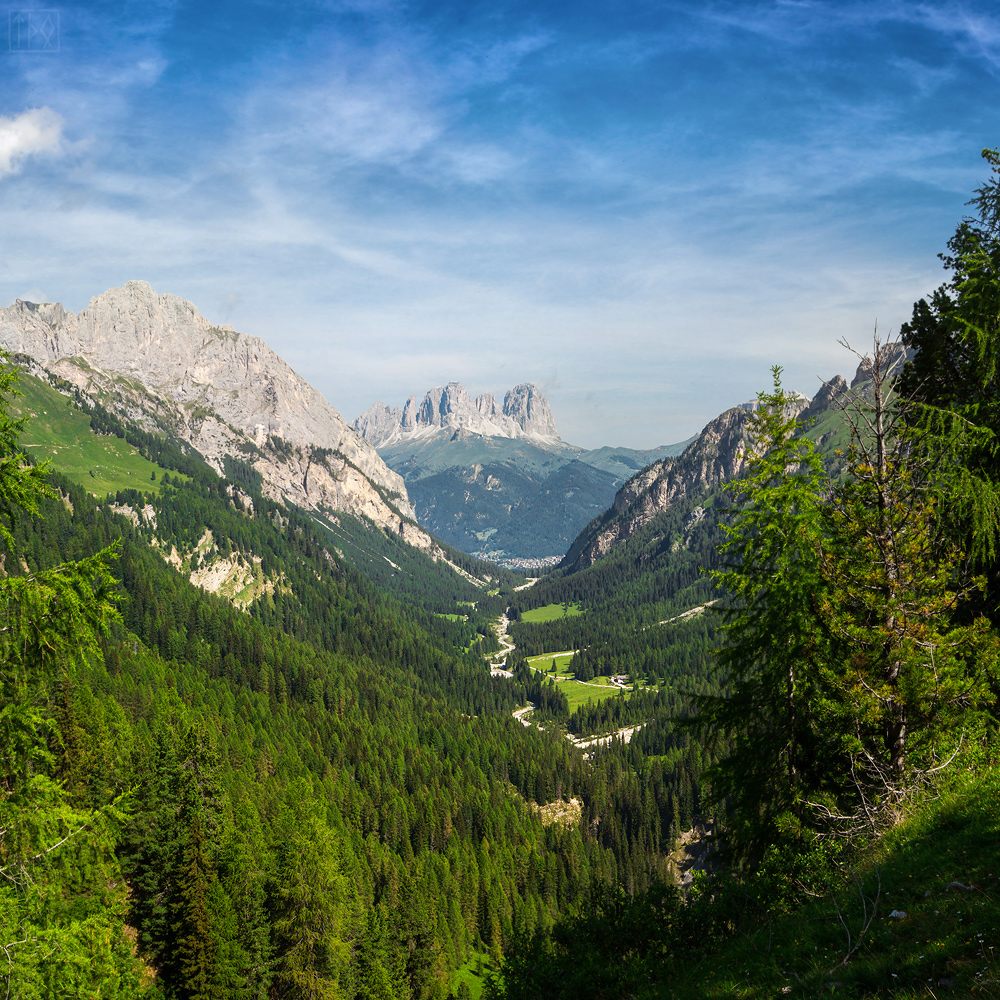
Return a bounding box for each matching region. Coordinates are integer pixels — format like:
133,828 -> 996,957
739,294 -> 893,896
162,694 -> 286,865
12,373 -> 173,497
526,650 -> 630,711
520,602 -> 583,623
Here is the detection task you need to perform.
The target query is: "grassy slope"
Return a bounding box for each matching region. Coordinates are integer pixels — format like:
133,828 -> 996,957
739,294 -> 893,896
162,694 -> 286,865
521,602 -> 583,623
669,764 -> 1000,999
12,373 -> 172,496
526,650 -> 630,711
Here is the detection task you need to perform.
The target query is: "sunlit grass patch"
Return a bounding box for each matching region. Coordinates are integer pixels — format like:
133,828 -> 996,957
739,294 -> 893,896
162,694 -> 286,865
520,602 -> 583,623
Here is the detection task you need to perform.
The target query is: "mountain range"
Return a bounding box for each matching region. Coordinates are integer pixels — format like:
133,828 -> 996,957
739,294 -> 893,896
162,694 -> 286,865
0,279 -> 836,579
356,381 -> 561,448
354,382 -> 691,566
0,282 -> 441,554
0,281 -> 707,573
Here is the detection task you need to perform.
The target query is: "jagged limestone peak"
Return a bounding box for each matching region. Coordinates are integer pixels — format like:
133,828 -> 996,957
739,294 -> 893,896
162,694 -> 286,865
0,281 -> 417,526
354,380 -> 561,448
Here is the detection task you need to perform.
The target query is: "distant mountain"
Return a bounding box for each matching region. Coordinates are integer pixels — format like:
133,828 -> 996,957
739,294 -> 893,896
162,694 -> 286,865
0,281 -> 435,550
354,382 -> 691,566
560,377 -> 848,572
356,380 -> 560,448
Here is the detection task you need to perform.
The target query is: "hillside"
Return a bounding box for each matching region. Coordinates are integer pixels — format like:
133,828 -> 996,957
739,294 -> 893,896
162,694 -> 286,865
488,760 -> 1000,999
0,282 -> 427,543
486,138 -> 1000,998
7,366 -> 509,607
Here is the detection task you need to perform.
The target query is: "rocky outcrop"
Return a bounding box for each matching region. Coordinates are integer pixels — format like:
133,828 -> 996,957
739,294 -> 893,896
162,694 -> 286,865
0,282 -> 425,536
801,375 -> 848,423
499,383 -> 559,443
562,390 -> 820,571
354,381 -> 561,448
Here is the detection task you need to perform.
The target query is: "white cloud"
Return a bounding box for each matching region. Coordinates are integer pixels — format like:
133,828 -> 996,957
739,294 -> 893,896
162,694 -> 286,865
0,107 -> 64,178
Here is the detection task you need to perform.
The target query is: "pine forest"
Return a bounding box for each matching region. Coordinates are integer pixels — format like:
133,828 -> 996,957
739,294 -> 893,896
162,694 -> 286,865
3,153 -> 1000,1000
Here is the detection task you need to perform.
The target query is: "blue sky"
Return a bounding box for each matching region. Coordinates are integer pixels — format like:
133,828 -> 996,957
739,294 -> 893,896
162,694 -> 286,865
2,1 -> 999,448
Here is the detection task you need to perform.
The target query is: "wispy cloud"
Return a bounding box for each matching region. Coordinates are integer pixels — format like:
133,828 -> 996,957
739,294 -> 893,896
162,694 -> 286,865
908,2 -> 1000,71
687,0 -> 1000,71
0,0 -> 997,447
231,23 -> 553,195
0,108 -> 64,177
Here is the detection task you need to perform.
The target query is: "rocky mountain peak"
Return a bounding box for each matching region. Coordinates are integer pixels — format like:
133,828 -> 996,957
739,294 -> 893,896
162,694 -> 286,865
801,375 -> 848,422
850,343 -> 908,388
502,383 -> 558,442
354,381 -> 562,449
0,282 -> 418,530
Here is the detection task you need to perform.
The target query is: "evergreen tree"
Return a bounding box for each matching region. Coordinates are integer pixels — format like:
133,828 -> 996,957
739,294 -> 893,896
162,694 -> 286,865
811,343 -> 999,834
699,369 -> 829,861
172,814 -> 219,1000
271,819 -> 350,1000
705,355 -> 1000,858
898,146 -> 1000,619
0,355 -> 140,995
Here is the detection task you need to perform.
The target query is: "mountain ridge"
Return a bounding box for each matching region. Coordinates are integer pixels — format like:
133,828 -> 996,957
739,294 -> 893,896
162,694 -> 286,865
0,281 -> 437,548
559,374 -> 852,572
355,380 -> 562,449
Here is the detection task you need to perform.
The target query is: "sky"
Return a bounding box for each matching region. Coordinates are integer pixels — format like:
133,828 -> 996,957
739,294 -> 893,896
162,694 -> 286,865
1,1 -> 999,449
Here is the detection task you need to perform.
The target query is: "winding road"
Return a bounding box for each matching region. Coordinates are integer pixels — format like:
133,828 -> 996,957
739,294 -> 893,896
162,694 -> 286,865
492,581 -> 649,751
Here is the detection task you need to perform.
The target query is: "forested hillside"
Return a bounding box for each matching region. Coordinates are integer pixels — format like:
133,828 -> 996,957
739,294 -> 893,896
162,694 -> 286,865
486,150 -> 1000,1000
0,357 -> 701,998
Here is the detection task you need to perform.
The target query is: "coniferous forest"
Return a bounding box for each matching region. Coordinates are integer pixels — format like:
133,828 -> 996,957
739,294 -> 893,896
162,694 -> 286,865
3,151 -> 1000,1000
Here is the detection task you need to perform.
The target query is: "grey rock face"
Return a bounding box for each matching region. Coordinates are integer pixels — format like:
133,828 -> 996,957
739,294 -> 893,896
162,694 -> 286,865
0,281 -> 420,531
801,375 -> 848,422
353,400 -> 404,446
502,383 -> 558,442
562,391 -> 819,571
353,381 -> 561,448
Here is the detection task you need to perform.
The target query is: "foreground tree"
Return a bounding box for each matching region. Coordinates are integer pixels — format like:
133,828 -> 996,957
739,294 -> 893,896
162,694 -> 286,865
0,357 -> 141,996
707,345 -> 999,861
270,817 -> 350,1000
811,343 -> 998,836
898,146 -> 1000,620
701,368 -> 830,861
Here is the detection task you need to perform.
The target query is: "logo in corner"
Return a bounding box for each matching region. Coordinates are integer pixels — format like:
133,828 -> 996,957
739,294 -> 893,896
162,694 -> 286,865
9,10 -> 60,52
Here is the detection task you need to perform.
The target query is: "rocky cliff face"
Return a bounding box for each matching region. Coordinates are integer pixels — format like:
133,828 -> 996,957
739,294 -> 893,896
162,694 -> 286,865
354,381 -> 560,448
561,391 -> 819,571
0,282 -> 427,539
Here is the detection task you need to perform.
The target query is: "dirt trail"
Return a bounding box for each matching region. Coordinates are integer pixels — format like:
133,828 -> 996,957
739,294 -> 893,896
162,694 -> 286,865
569,724 -> 646,750
512,703 -> 537,727
489,576 -> 539,676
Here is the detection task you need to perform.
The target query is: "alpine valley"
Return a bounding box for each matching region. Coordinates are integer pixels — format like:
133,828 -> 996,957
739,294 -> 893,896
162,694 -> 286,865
354,382 -> 692,568
3,240 -> 1000,1000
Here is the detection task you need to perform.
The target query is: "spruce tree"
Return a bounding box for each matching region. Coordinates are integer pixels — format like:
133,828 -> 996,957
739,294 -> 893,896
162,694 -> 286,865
172,814 -> 219,1000
701,368 -> 829,861
0,355 -> 140,995
811,343 -> 999,834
